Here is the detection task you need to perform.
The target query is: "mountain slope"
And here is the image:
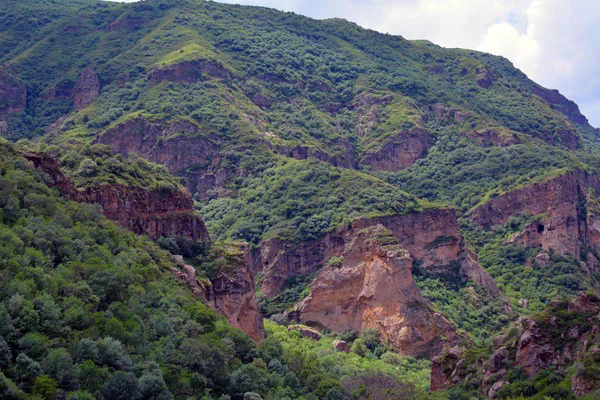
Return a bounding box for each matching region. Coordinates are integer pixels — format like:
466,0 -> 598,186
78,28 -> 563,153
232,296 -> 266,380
1,0 -> 600,399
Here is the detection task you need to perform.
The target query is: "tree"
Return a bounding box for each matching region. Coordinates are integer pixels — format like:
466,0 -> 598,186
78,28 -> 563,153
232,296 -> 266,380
102,371 -> 140,400
33,375 -> 58,399
138,371 -> 171,400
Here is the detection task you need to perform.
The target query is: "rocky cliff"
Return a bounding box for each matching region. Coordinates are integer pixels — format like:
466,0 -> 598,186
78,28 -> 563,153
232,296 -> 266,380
432,294 -> 600,397
470,172 -> 600,262
73,68 -> 100,111
171,245 -> 265,342
253,208 -> 501,298
148,60 -> 233,85
293,225 -> 460,358
96,115 -> 224,196
0,68 -> 27,120
533,85 -> 590,128
362,128 -> 433,172
21,151 -> 209,240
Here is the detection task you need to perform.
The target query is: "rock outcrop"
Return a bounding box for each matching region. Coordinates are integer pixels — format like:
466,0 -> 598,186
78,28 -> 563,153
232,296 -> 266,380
293,225 -> 460,358
199,245 -> 265,342
271,139 -> 357,169
533,85 -> 590,127
171,252 -> 264,342
333,340 -> 350,353
0,68 -> 27,119
148,60 -> 232,85
96,115 -> 223,196
470,172 -> 600,261
432,294 -> 600,396
21,151 -> 209,241
362,128 -> 432,172
253,208 -> 501,298
73,68 -> 100,111
78,184 -> 209,240
288,325 -> 322,341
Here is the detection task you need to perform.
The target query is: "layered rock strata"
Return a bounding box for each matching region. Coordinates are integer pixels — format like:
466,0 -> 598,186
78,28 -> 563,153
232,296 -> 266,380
470,172 -> 600,261
21,151 -> 208,240
293,225 -> 460,358
253,208 -> 501,298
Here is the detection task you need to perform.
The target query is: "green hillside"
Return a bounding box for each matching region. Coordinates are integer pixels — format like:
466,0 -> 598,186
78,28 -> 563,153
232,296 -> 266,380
1,0 -> 600,398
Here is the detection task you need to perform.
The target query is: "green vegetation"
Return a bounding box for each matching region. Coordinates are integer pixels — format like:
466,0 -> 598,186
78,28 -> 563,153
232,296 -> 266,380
200,159 -> 425,244
0,140 -> 442,399
1,0 -> 600,397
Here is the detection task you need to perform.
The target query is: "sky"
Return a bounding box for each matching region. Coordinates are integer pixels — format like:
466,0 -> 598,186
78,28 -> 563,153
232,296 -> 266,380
113,0 -> 600,127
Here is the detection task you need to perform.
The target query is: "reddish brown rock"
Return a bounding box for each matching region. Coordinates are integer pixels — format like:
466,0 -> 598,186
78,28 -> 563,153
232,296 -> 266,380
430,358 -> 447,392
571,372 -> 597,396
470,172 -> 600,260
515,317 -> 555,378
73,68 -> 100,111
293,225 -> 460,358
487,347 -> 509,373
0,68 -> 27,119
362,128 -> 433,172
148,60 -> 232,85
21,151 -> 208,241
97,116 -> 215,171
96,115 -> 224,196
288,325 -> 322,341
333,340 -> 350,353
462,129 -> 520,147
476,68 -> 497,88
533,85 -> 590,127
270,139 -> 357,169
201,245 -> 265,342
568,293 -> 599,313
252,92 -> 272,108
253,208 -> 501,298
488,381 -> 508,399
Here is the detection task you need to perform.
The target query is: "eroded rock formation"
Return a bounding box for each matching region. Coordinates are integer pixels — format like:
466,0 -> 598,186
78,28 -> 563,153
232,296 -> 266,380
148,60 -> 232,85
432,294 -> 600,396
21,151 -> 208,240
96,115 -> 225,196
470,172 -> 600,261
73,68 -> 100,110
362,128 -> 432,172
253,208 -> 501,298
198,245 -> 265,342
0,68 -> 27,119
533,85 -> 590,127
293,225 -> 460,358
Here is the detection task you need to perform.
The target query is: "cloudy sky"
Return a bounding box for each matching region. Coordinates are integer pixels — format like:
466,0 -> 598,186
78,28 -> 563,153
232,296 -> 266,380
115,0 -> 600,127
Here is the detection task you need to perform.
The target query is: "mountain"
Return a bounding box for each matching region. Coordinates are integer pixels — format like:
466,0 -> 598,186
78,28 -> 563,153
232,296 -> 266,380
1,0 -> 599,399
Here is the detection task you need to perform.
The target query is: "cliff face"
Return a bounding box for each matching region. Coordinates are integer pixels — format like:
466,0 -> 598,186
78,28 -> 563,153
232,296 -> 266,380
294,225 -> 460,358
96,115 -> 222,196
79,184 -> 208,240
0,68 -> 27,120
201,245 -> 265,342
270,139 -> 357,169
253,208 -> 501,298
21,152 -> 209,241
73,68 -> 100,111
432,294 -> 600,397
148,60 -> 233,85
172,245 -> 265,342
533,85 -> 590,127
362,128 -> 432,172
470,172 -> 600,261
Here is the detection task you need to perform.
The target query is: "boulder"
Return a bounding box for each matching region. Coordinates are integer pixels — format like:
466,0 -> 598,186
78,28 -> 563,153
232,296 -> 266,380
332,340 -> 350,353
288,325 -> 321,341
